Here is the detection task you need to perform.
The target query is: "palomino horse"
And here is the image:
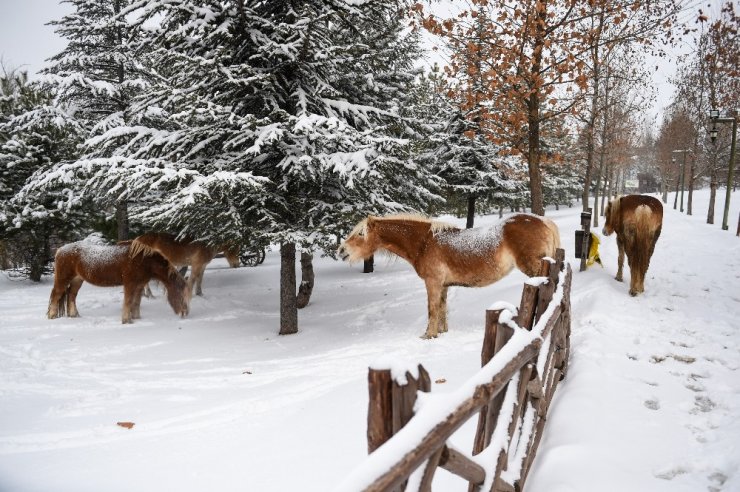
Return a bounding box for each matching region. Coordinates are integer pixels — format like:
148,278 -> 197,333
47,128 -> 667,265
339,214 -> 561,338
129,233 -> 240,296
602,195 -> 663,296
47,241 -> 191,323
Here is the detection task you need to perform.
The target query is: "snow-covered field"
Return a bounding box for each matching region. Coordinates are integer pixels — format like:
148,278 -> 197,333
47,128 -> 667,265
1,188 -> 738,492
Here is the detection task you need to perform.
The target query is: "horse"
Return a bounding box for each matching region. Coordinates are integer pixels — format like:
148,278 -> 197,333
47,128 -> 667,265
47,241 -> 191,324
339,213 -> 561,338
129,233 -> 240,296
602,194 -> 663,296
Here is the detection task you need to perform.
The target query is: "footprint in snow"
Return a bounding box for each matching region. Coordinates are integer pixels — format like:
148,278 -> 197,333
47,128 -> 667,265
654,466 -> 688,480
644,399 -> 660,410
690,395 -> 716,414
708,471 -> 728,492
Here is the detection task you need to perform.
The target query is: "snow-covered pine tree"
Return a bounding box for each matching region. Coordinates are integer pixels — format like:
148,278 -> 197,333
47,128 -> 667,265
40,0 -> 147,239
0,69 -> 86,280
413,67 -> 518,227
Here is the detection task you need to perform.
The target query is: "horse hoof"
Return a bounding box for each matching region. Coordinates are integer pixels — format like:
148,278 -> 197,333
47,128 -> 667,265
615,276 -> 623,282
420,333 -> 438,340
629,290 -> 638,297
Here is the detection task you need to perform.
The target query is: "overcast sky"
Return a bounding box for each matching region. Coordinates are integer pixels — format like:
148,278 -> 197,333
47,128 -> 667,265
0,0 -> 719,125
0,0 -> 72,75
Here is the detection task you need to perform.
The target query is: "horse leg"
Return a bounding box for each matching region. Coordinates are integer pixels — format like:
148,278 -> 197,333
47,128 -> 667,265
440,286 -> 449,333
615,236 -> 625,282
629,266 -> 642,297
131,284 -> 145,319
191,262 -> 206,296
66,277 -> 84,317
639,227 -> 661,295
122,284 -> 135,324
423,280 -> 442,339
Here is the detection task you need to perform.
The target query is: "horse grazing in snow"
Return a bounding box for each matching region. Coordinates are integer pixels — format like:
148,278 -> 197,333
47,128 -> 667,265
47,241 -> 191,324
129,233 -> 240,296
602,195 -> 663,296
339,214 -> 561,338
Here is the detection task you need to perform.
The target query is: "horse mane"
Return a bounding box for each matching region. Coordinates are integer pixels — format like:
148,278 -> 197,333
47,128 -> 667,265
367,214 -> 458,235
610,195 -> 623,220
129,239 -> 157,259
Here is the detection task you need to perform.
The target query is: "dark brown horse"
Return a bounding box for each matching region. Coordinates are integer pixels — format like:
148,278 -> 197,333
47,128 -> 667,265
339,214 -> 561,338
47,241 -> 191,323
129,233 -> 239,296
602,195 -> 663,296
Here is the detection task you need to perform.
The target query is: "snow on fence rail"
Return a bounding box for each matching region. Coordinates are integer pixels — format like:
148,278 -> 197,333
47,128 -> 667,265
335,248 -> 572,492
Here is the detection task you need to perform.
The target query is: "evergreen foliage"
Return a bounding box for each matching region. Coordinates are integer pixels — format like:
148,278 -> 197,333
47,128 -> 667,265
22,1 -> 437,255
0,69 -> 87,280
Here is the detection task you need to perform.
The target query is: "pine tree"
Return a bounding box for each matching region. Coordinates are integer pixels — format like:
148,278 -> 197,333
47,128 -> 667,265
413,66 -> 521,226
41,0 -> 147,239
0,69 -> 87,280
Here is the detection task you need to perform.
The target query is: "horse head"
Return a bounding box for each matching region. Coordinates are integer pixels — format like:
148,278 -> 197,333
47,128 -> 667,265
222,244 -> 241,268
338,217 -> 378,263
602,197 -> 620,236
165,266 -> 191,317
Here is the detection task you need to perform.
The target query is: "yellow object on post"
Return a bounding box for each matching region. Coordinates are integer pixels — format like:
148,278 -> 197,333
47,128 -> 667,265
586,232 -> 602,268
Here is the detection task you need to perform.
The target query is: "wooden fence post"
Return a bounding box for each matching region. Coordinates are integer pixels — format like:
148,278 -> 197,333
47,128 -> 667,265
368,369 -> 394,454
472,310 -> 514,460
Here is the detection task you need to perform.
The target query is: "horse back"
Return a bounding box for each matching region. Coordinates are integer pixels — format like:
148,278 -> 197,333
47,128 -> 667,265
132,233 -> 214,266
618,195 -> 663,234
55,242 -> 129,287
502,215 -> 560,256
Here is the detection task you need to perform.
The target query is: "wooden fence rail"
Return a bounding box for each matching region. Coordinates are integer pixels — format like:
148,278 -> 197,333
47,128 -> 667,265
335,248 -> 572,492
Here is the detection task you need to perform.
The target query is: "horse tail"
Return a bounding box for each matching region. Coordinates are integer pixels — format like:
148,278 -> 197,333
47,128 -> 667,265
60,289 -> 69,317
632,205 -> 657,281
542,217 -> 561,256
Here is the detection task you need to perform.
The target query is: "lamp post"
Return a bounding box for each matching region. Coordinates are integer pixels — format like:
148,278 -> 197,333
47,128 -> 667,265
709,109 -> 737,231
672,149 -> 690,213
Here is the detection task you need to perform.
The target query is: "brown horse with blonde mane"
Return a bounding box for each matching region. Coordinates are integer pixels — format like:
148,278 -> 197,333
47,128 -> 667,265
129,233 -> 239,296
339,213 -> 561,338
602,194 -> 663,296
47,241 -> 191,323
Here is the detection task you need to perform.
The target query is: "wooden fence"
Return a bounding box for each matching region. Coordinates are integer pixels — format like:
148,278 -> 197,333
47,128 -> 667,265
336,248 -> 572,492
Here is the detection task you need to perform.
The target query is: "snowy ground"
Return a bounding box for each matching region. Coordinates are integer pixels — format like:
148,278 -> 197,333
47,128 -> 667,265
0,188 -> 738,492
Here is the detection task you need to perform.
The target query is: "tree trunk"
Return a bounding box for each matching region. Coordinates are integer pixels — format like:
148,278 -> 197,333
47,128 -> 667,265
673,173 -> 680,209
592,157 -> 604,228
527,94 -> 545,216
296,252 -> 314,309
661,168 -> 668,203
707,164 -> 717,224
582,15 -> 604,212
116,200 -> 129,241
279,242 -> 298,335
687,157 -> 695,216
466,195 -> 476,228
28,235 -> 50,283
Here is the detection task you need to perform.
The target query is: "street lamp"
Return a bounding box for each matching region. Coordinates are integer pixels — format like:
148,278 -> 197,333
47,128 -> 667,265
672,149 -> 690,212
709,109 -> 738,231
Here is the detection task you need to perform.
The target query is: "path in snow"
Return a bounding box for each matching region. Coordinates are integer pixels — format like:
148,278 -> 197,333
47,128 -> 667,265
528,191 -> 740,492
